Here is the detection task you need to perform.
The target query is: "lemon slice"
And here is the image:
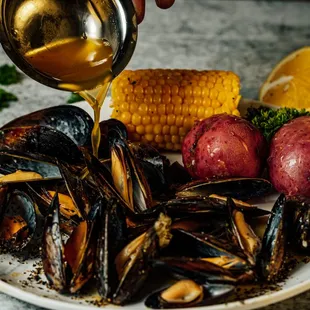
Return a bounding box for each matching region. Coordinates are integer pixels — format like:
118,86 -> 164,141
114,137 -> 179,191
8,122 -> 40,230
259,47 -> 310,109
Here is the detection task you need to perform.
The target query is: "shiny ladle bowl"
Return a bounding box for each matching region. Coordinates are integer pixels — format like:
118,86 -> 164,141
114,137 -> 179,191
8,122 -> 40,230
0,0 -> 137,90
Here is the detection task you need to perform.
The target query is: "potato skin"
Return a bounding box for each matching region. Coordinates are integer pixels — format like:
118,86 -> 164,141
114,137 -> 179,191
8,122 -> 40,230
268,116 -> 310,197
182,114 -> 267,179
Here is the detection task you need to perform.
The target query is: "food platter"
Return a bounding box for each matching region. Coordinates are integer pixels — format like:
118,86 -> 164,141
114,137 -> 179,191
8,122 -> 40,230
0,99 -> 309,310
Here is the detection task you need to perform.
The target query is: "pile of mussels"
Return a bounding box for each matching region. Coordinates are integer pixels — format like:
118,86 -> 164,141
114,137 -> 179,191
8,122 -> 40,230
0,105 -> 309,309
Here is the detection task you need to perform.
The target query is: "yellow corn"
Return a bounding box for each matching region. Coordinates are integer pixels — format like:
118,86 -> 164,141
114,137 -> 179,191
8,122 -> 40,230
111,69 -> 241,151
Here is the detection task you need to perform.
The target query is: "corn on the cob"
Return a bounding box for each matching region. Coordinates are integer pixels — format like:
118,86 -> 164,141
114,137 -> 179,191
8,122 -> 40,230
111,69 -> 241,151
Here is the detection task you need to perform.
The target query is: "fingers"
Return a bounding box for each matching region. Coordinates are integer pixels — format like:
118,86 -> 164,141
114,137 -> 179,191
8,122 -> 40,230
155,0 -> 175,9
132,0 -> 145,24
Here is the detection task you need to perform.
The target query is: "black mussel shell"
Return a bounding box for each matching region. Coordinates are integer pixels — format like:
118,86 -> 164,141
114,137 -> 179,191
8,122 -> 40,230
0,189 -> 36,252
98,119 -> 128,158
164,161 -> 192,189
64,201 -> 100,293
96,198 -> 128,300
0,126 -> 84,165
227,198 -> 261,266
112,213 -> 172,305
258,194 -> 290,281
145,281 -> 235,309
177,178 -> 273,201
1,105 -> 93,148
165,229 -> 248,271
42,192 -> 67,292
0,150 -> 61,179
152,257 -> 237,284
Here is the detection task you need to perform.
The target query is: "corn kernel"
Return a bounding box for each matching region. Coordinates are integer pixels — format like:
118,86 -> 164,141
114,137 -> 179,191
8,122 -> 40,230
170,126 -> 178,135
132,113 -> 142,126
149,104 -> 157,114
205,107 -> 214,118
129,102 -> 138,114
167,114 -> 176,126
145,134 -> 154,142
155,135 -> 164,143
127,124 -> 136,133
145,124 -> 153,134
163,125 -> 170,135
153,124 -> 162,134
164,135 -> 171,142
142,115 -> 151,125
175,115 -> 184,127
120,111 -> 131,124
166,142 -> 173,150
171,135 -> 180,144
197,106 -> 205,119
160,115 -> 167,125
138,104 -> 148,116
136,125 -> 145,135
152,115 -> 160,125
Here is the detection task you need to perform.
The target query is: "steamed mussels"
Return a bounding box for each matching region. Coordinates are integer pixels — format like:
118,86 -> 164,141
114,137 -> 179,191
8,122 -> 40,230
1,105 -> 310,308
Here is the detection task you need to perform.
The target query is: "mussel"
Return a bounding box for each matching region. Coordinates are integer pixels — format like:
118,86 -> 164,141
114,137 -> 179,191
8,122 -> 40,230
96,197 -> 128,300
145,279 -> 234,309
112,213 -> 172,305
1,105 -> 94,148
0,189 -> 36,252
42,191 -> 101,293
110,133 -> 153,213
42,192 -> 66,292
227,198 -> 261,266
0,126 -> 84,165
258,194 -> 289,281
177,178 -> 273,201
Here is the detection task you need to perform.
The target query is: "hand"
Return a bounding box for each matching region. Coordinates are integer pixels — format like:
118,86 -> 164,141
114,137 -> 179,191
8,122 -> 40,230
132,0 -> 175,24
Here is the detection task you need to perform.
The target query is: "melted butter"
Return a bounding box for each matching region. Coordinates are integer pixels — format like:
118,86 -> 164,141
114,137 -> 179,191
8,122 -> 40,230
24,37 -> 113,157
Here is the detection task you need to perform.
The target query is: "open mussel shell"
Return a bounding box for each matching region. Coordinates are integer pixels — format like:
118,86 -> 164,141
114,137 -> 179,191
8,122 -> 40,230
227,198 -> 261,266
258,194 -> 290,281
0,150 -> 61,180
42,192 -> 67,292
145,279 -> 234,309
98,119 -> 128,158
0,189 -> 36,252
152,257 -> 237,284
64,200 -> 100,293
96,198 -> 128,300
165,229 -> 248,272
0,126 -> 84,165
1,105 -> 93,148
110,134 -> 153,214
154,196 -> 270,219
177,178 -> 273,201
112,213 -> 172,305
294,205 -> 310,252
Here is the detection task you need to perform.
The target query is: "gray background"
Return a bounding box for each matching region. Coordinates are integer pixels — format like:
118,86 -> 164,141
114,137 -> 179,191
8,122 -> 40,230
0,0 -> 310,309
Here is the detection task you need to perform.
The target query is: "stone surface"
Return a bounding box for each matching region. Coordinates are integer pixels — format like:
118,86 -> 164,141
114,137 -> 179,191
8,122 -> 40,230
0,0 -> 310,309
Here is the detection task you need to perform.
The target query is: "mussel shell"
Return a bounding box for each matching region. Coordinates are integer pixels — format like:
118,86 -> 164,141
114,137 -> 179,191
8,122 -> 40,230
65,201 -> 100,293
258,194 -> 290,281
42,192 -> 67,292
151,257 -> 237,284
129,143 -> 170,175
113,214 -> 172,305
165,229 -> 248,271
1,105 -> 93,147
177,178 -> 273,201
96,198 -> 128,300
145,282 -> 235,309
164,161 -> 192,189
295,206 -> 310,252
0,189 -> 36,251
0,126 -> 84,165
0,150 -> 61,179
98,119 -> 128,159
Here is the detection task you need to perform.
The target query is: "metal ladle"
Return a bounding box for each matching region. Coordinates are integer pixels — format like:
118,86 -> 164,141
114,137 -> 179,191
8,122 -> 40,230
0,0 -> 137,90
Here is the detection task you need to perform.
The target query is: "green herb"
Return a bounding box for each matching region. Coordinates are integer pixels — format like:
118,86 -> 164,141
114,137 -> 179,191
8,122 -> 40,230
0,88 -> 18,111
0,64 -> 21,85
246,106 -> 310,141
67,93 -> 84,104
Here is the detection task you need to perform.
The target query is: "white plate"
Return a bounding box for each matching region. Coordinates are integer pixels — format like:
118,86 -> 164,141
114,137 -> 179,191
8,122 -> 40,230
0,99 -> 309,310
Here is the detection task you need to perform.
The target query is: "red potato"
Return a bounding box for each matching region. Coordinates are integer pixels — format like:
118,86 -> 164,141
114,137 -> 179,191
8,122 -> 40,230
268,116 -> 310,197
182,114 -> 267,179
